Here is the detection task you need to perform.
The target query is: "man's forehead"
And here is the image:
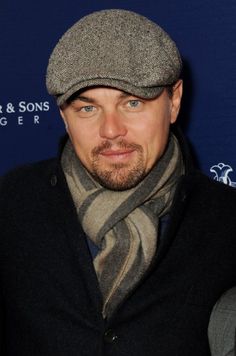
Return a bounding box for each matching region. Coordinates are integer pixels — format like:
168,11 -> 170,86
68,87 -> 137,103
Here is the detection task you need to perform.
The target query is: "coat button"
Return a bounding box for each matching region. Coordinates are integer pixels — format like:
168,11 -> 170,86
104,329 -> 118,343
181,192 -> 187,202
50,175 -> 57,186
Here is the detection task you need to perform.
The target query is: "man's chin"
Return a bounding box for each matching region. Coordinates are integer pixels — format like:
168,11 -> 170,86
91,168 -> 146,191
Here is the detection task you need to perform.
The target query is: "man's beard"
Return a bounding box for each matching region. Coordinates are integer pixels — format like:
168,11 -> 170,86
90,140 -> 147,191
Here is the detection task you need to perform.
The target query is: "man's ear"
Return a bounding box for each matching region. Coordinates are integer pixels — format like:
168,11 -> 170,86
170,79 -> 183,124
59,108 -> 69,131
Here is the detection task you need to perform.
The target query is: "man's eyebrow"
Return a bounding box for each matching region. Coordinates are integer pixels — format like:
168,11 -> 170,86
71,90 -> 133,104
118,91 -> 134,99
73,95 -> 96,103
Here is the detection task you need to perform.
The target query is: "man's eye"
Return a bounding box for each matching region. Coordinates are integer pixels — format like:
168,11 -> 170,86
80,105 -> 95,112
127,100 -> 141,108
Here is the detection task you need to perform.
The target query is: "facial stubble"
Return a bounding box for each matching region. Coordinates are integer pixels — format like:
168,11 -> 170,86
90,140 -> 147,191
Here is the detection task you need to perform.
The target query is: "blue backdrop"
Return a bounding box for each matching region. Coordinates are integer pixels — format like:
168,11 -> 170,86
1,0 -> 236,186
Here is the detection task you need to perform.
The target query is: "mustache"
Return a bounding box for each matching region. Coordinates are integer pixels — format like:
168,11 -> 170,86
92,140 -> 143,156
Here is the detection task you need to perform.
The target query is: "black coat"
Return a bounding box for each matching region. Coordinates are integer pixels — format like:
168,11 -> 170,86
1,141 -> 236,355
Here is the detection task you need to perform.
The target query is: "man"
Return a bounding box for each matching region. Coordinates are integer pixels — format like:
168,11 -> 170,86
208,287 -> 236,356
1,9 -> 236,356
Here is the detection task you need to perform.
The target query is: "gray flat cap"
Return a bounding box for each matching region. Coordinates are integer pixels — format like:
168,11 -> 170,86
46,9 -> 182,106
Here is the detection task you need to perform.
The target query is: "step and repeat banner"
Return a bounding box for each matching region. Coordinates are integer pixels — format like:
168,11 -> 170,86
1,0 -> 236,186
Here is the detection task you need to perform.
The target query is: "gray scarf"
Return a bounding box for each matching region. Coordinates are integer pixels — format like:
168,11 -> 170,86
61,134 -> 184,318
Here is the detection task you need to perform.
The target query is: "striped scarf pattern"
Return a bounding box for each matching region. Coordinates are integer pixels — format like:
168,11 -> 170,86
61,134 -> 184,318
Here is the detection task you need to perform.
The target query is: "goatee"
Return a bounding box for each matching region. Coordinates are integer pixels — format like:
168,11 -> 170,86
90,140 -> 146,190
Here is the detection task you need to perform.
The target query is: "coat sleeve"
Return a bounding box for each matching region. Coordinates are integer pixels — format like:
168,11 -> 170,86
0,177 -> 6,354
208,287 -> 236,356
0,292 -> 5,354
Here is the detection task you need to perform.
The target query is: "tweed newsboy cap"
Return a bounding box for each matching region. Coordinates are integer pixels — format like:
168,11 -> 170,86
46,9 -> 182,106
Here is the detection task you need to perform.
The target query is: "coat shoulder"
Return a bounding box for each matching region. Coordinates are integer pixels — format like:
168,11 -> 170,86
185,170 -> 236,208
213,287 -> 236,311
208,286 -> 236,356
0,158 -> 58,199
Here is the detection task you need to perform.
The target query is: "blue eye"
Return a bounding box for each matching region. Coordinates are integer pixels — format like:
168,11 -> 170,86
128,100 -> 141,108
81,105 -> 95,112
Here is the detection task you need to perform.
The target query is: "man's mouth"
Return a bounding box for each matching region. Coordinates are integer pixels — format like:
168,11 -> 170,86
92,140 -> 142,163
99,148 -> 136,161
100,148 -> 135,155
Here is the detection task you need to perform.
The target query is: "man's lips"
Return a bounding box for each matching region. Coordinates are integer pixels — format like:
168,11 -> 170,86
91,141 -> 143,161
98,149 -> 136,161
92,140 -> 142,157
100,149 -> 135,156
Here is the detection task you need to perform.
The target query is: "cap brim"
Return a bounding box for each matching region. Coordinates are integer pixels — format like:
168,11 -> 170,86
56,78 -> 165,106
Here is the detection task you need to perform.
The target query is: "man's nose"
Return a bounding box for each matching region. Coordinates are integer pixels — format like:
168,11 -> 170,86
99,110 -> 127,139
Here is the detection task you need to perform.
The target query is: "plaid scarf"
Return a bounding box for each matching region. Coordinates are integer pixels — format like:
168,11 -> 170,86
61,134 -> 184,318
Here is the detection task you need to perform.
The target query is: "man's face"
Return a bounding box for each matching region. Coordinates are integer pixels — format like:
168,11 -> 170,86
60,82 -> 182,190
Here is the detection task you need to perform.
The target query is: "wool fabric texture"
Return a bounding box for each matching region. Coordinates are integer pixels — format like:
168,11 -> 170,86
61,134 -> 184,318
46,9 -> 182,106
